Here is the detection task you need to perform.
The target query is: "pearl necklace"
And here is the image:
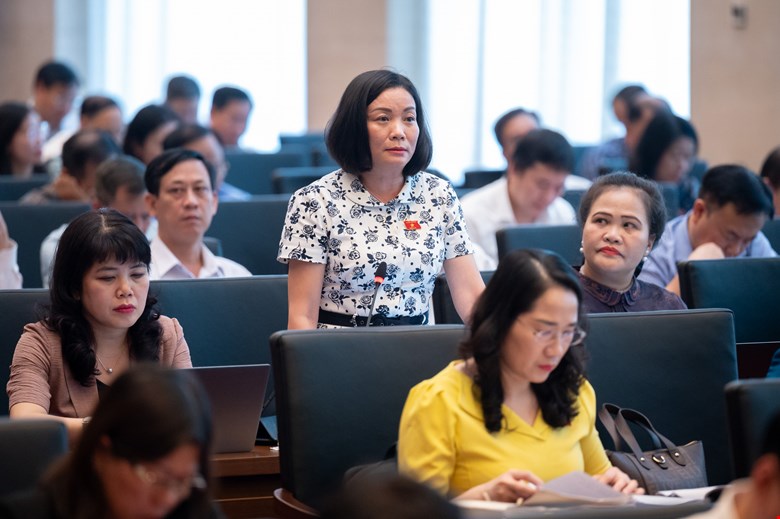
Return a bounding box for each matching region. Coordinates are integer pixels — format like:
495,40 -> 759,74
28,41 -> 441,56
95,355 -> 114,374
95,342 -> 126,375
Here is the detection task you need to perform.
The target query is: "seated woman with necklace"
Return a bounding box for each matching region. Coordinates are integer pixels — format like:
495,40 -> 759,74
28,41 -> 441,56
7,208 -> 192,441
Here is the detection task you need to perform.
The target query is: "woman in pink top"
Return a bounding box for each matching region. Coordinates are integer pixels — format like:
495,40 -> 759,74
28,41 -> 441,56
7,208 -> 192,441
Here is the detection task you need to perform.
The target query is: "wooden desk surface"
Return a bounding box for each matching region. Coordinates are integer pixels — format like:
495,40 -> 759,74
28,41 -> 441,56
211,445 -> 281,519
212,445 -> 280,477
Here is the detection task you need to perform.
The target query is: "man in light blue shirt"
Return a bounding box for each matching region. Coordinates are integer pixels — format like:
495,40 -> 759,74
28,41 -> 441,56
639,164 -> 776,295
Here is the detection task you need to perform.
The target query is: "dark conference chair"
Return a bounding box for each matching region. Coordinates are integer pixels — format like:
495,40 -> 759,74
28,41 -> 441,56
152,276 -> 288,416
761,218 -> 780,252
562,189 -> 586,212
679,257 -> 780,377
202,236 -> 222,257
0,419 -> 67,497
224,150 -> 309,194
0,289 -> 49,414
495,224 -> 583,266
462,168 -> 503,189
207,195 -> 291,275
431,271 -> 494,324
724,378 -> 780,478
587,309 -> 738,485
271,166 -> 333,194
0,202 -> 90,288
270,325 -> 465,514
279,133 -> 336,168
0,175 -> 50,201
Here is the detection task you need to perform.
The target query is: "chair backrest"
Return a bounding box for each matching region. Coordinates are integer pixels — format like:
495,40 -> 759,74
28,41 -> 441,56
761,218 -> 780,253
0,175 -> 50,201
495,224 -> 583,266
207,195 -> 291,275
202,236 -> 222,257
432,271 -> 494,324
0,289 -> 50,414
270,325 -> 465,509
562,189 -> 586,212
572,145 -> 595,177
0,418 -> 68,497
279,133 -> 336,168
224,150 -> 309,194
679,257 -> 780,343
462,169 -> 503,189
271,166 -> 333,194
586,309 -> 737,485
0,202 -> 90,288
724,378 -> 780,478
152,276 -> 288,416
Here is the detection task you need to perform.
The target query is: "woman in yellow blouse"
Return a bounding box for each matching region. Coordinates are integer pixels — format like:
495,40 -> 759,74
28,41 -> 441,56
398,249 -> 643,502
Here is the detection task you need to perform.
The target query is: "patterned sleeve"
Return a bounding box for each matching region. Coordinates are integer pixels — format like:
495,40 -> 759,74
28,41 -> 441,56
277,185 -> 330,265
441,182 -> 476,260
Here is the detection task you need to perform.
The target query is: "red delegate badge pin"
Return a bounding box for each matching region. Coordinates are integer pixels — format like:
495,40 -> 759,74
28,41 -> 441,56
404,220 -> 421,230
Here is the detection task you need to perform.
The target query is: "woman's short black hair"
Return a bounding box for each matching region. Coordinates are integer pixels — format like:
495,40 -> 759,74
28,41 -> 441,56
760,146 -> 780,190
0,102 -> 33,175
459,249 -> 587,433
325,69 -> 432,177
123,104 -> 179,160
631,112 -> 698,181
47,208 -> 162,386
46,365 -> 214,518
578,171 -> 667,245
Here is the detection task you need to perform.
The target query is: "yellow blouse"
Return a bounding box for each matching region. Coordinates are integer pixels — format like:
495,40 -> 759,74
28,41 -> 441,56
398,361 -> 611,497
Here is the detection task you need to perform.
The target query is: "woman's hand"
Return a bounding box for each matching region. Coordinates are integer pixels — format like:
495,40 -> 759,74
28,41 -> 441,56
593,466 -> 645,494
457,469 -> 543,503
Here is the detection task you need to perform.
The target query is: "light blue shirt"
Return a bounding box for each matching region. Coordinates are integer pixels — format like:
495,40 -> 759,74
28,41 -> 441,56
638,211 -> 778,288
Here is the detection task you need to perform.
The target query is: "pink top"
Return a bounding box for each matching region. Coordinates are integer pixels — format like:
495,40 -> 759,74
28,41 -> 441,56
7,316 -> 192,417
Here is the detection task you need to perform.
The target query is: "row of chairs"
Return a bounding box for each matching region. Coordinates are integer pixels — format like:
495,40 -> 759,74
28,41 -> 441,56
0,196 -> 291,287
435,257 -> 780,377
0,274 -> 774,507
267,309 -> 780,515
1,309 -> 775,514
0,276 -> 288,415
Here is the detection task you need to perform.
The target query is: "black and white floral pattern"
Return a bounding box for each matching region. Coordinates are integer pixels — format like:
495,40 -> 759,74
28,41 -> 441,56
278,170 -> 474,324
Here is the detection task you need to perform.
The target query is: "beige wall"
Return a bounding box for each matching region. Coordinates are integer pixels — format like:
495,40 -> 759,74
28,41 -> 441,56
0,0 -> 55,101
691,0 -> 780,172
307,0 -> 388,130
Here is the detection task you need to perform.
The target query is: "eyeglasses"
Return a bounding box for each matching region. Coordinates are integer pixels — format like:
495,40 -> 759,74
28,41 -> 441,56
133,463 -> 207,497
523,321 -> 587,347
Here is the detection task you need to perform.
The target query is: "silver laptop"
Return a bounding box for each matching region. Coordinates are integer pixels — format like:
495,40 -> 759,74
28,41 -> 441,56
187,364 -> 270,454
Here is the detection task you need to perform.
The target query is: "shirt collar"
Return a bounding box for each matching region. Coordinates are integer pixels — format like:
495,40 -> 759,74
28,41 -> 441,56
151,238 -> 220,279
454,361 -> 548,438
577,270 -> 641,307
338,169 -> 423,207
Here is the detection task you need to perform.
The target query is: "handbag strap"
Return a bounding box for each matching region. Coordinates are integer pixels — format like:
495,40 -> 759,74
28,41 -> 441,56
608,407 -> 656,470
598,403 -> 627,451
617,408 -> 689,467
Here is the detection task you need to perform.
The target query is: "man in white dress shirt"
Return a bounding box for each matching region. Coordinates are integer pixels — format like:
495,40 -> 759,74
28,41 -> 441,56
461,128 -> 578,268
145,148 -> 251,279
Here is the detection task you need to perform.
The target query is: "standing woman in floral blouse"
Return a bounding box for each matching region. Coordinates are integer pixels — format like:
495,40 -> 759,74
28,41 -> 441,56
278,70 -> 484,329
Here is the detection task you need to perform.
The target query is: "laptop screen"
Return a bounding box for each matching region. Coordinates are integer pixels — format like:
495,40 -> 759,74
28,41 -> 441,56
186,364 -> 270,453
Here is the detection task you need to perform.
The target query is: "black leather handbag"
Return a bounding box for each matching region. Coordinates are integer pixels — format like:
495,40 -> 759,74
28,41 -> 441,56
598,403 -> 708,494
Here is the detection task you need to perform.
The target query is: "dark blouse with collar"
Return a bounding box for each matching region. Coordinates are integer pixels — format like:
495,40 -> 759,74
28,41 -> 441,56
577,271 -> 687,313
